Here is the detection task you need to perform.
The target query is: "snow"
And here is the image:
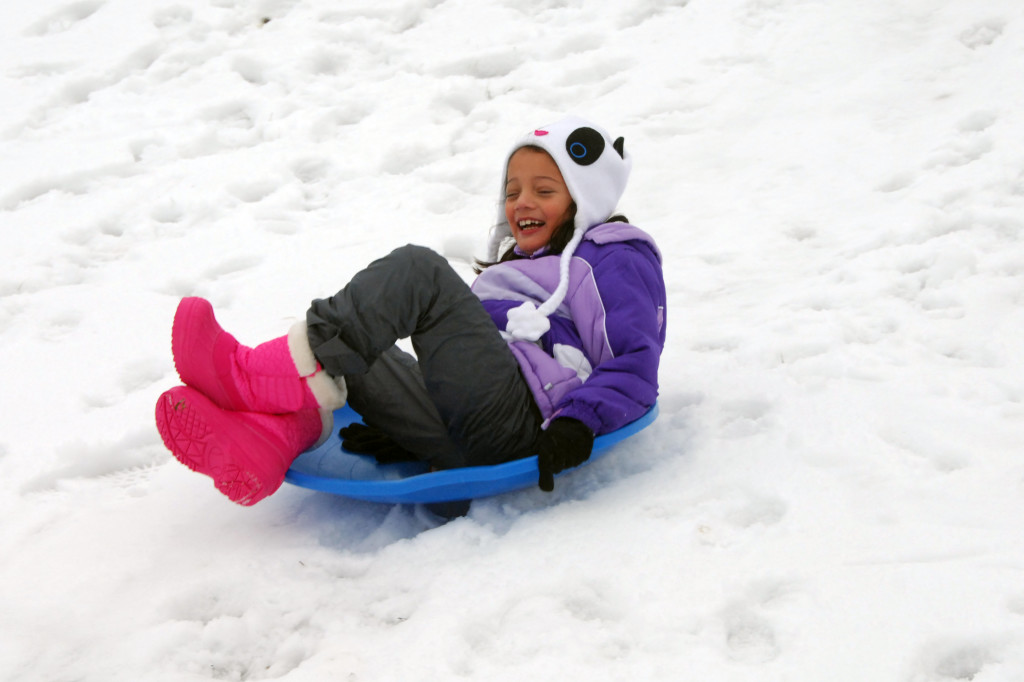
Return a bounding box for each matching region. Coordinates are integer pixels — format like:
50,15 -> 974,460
1,0 -> 1023,679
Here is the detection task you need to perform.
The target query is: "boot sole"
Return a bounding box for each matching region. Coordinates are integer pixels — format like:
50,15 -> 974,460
155,388 -> 269,506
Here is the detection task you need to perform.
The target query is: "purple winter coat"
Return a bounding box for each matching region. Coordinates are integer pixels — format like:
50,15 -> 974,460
472,222 -> 666,436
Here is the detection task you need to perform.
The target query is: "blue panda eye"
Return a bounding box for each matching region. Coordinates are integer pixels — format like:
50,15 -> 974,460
565,127 -> 605,166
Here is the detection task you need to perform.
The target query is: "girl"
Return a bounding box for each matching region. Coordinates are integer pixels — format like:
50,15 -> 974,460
156,115 -> 666,505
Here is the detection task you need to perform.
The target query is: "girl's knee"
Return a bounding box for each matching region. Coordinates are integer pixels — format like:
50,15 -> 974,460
391,244 -> 444,268
388,244 -> 456,284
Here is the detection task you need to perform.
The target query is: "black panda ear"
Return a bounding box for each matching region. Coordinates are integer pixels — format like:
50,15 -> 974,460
613,137 -> 625,158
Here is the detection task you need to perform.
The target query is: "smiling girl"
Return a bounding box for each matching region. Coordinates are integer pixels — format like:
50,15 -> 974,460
156,116 -> 666,505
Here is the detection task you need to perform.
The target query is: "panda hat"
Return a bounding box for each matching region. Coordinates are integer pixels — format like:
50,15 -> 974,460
488,115 -> 632,341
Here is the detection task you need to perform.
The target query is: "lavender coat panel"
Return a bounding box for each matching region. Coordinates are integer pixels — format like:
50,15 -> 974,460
473,224 -> 666,435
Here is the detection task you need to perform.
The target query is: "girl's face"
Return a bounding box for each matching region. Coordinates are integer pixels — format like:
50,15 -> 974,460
504,148 -> 574,256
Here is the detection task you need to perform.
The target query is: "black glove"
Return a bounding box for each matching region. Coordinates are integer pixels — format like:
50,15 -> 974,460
339,423 -> 419,464
535,418 -> 594,492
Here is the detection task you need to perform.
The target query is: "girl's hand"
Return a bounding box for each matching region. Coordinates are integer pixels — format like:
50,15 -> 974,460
535,418 -> 594,492
340,423 -> 418,464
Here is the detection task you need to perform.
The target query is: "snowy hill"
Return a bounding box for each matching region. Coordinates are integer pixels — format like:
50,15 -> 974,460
1,0 -> 1023,680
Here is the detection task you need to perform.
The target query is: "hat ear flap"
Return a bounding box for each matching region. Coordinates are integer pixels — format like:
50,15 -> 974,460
613,137 -> 625,159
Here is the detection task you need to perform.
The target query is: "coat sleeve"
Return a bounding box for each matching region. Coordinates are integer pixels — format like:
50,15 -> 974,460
552,244 -> 666,435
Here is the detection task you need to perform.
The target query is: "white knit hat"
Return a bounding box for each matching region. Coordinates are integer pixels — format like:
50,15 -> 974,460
488,115 -> 632,341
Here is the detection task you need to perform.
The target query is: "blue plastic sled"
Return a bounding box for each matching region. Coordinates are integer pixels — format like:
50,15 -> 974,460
285,403 -> 659,504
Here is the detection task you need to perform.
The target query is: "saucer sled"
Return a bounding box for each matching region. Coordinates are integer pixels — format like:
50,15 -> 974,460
285,403 -> 658,504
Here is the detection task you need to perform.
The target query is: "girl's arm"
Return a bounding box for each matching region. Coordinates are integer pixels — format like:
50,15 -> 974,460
553,244 -> 666,435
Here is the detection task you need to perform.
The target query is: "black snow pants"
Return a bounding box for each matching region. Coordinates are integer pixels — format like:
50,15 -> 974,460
305,245 -> 542,470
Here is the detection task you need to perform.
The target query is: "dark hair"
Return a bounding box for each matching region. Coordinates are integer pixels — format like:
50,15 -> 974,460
473,210 -> 629,274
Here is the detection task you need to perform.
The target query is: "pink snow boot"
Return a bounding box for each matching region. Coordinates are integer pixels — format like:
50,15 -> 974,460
155,385 -> 329,505
171,297 -> 346,414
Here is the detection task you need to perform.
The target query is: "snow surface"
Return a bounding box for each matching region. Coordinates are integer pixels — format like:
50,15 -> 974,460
2,0 -> 1024,680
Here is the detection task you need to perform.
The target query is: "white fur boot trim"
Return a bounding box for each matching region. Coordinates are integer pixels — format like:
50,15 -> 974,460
312,408 -> 334,448
287,320 -> 348,409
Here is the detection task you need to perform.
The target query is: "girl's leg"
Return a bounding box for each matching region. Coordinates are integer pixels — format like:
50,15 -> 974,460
307,245 -> 540,469
171,297 -> 347,414
344,346 -> 461,466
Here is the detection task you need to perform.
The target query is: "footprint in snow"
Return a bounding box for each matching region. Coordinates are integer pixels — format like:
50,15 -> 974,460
39,310 -> 83,342
1007,594 -> 1024,617
724,611 -> 779,664
81,359 -> 169,409
200,255 -> 264,281
151,5 -> 193,29
22,0 -> 104,36
718,398 -> 774,439
290,157 -> 332,184
7,61 -> 77,80
924,111 -> 998,170
911,638 -> 1002,682
19,427 -> 164,494
1,163 -> 132,211
696,489 -> 788,548
959,21 -> 1004,50
150,199 -> 185,224
617,0 -> 690,28
226,178 -> 283,203
718,579 -> 801,664
430,48 -> 524,79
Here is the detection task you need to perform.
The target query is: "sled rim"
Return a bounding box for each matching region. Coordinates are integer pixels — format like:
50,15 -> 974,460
285,402 -> 658,503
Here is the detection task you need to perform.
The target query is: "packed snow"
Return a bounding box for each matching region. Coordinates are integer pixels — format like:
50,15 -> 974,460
2,0 -> 1023,680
